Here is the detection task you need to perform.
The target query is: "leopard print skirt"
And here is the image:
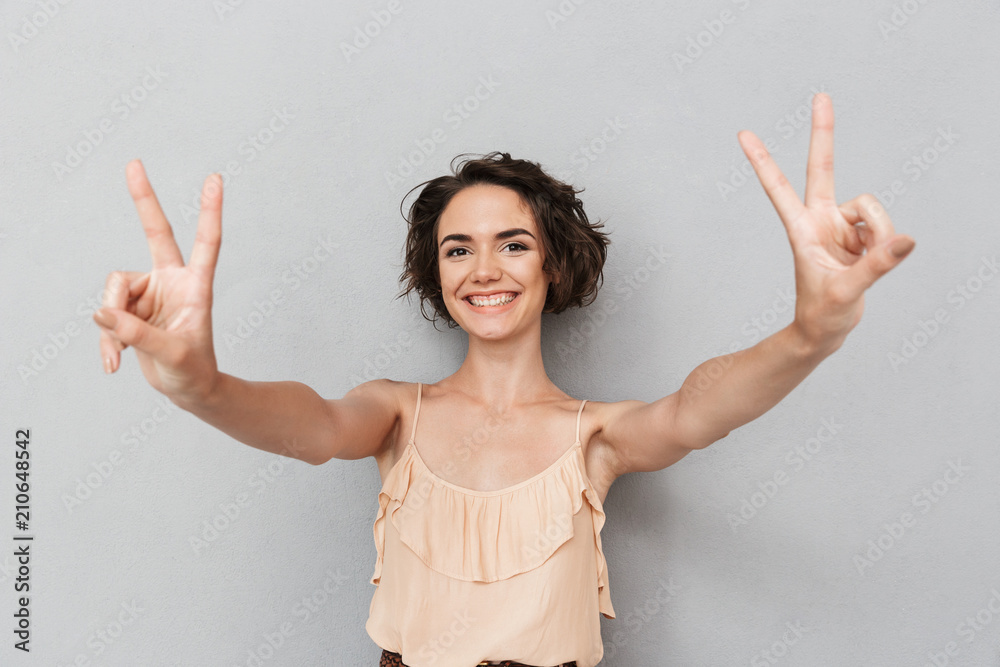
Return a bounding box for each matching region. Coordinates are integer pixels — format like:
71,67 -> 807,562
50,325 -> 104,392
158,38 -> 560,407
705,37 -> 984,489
379,649 -> 577,667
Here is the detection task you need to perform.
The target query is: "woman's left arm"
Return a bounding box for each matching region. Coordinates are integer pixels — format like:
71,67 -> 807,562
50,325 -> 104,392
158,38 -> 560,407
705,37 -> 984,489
603,94 -> 916,473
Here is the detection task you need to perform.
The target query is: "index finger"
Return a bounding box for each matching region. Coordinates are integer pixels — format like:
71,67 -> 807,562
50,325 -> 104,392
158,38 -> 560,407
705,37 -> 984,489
737,130 -> 805,228
97,270 -> 150,372
126,160 -> 185,269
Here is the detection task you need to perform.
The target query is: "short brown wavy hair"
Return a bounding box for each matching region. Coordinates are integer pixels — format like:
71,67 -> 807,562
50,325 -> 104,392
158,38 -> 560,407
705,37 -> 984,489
396,152 -> 611,329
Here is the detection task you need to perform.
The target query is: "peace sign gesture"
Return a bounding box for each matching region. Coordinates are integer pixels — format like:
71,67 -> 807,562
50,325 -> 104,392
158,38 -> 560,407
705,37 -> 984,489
93,160 -> 224,403
737,93 -> 916,351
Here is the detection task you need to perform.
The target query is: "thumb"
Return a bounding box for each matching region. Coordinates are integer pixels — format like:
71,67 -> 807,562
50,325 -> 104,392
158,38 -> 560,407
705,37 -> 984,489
840,234 -> 915,299
93,307 -> 172,357
887,235 -> 916,261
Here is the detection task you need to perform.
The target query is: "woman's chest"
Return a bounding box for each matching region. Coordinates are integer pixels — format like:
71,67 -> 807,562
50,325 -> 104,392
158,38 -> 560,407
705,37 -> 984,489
377,429 -> 615,506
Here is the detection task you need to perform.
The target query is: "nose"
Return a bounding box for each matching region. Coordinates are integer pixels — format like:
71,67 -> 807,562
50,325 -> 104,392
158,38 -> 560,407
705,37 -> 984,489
470,250 -> 502,283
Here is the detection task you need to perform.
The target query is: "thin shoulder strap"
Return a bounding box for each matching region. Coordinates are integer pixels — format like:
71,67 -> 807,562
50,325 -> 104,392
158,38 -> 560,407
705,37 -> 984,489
409,382 -> 422,444
575,399 -> 588,444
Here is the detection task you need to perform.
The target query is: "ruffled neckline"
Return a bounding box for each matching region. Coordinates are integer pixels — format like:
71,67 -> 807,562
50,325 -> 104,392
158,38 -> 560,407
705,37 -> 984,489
404,439 -> 585,497
370,437 -> 617,618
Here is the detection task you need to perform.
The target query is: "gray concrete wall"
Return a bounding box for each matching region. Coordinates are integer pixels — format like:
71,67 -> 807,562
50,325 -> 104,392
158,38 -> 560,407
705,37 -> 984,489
3,0 -> 998,664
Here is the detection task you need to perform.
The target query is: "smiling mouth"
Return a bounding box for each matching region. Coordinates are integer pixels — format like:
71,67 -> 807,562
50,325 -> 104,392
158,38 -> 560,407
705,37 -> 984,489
465,292 -> 519,308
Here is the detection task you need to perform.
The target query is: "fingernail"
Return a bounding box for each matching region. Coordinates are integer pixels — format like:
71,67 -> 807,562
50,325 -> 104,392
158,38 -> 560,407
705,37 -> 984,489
889,237 -> 915,259
94,308 -> 117,329
104,357 -> 113,374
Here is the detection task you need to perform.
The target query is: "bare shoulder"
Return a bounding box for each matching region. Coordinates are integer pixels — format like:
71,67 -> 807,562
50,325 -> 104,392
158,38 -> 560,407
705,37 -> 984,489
342,377 -> 404,414
582,391 -> 699,477
368,378 -> 408,460
581,398 -> 649,487
326,378 -> 405,463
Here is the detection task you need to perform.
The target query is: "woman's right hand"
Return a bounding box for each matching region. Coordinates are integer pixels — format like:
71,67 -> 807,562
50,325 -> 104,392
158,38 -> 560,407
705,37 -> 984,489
94,160 -> 224,405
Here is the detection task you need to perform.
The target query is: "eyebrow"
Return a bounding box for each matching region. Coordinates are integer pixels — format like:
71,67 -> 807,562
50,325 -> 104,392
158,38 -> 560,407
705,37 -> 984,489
439,228 -> 536,248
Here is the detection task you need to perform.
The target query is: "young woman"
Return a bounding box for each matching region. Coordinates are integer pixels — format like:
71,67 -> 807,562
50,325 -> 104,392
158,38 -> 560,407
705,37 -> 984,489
93,93 -> 914,667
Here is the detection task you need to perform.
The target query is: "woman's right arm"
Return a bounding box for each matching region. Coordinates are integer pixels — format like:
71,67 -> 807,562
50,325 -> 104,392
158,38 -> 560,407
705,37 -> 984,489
94,160 -> 398,466
173,374 -> 400,466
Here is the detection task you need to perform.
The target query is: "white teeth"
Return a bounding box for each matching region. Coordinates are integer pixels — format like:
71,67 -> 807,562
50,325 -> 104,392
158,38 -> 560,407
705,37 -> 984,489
468,293 -> 516,307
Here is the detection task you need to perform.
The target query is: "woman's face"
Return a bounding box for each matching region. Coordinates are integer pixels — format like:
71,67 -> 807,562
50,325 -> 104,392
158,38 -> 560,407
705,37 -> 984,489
436,184 -> 554,340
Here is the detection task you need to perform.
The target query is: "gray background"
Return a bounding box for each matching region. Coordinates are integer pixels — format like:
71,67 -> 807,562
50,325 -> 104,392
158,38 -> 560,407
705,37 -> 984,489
2,0 -> 999,665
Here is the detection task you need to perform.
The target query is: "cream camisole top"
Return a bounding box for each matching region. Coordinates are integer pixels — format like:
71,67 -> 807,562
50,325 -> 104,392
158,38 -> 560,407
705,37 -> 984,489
366,382 -> 616,667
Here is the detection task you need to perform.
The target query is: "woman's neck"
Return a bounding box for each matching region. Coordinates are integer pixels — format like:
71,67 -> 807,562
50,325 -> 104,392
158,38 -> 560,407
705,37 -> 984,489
444,329 -> 566,410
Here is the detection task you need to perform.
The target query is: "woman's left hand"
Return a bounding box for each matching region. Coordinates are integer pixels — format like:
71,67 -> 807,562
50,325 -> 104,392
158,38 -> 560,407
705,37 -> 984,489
737,93 -> 916,353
